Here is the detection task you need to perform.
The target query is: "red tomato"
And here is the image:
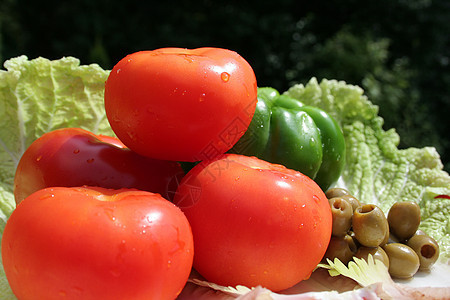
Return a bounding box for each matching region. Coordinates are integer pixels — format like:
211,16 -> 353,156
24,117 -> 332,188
2,186 -> 194,300
13,128 -> 184,204
174,154 -> 332,291
104,47 -> 257,162
96,134 -> 127,148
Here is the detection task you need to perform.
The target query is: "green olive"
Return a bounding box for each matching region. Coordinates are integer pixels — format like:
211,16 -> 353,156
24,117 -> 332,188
329,197 -> 353,236
387,232 -> 401,244
355,246 -> 389,268
387,201 -> 421,241
339,194 -> 361,212
325,188 -> 350,199
344,233 -> 358,253
407,232 -> 440,271
380,227 -> 390,247
413,229 -> 427,236
323,235 -> 356,264
383,243 -> 420,279
352,204 -> 389,247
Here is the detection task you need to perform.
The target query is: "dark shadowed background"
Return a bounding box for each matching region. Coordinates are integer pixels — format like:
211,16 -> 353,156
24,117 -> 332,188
1,0 -> 449,171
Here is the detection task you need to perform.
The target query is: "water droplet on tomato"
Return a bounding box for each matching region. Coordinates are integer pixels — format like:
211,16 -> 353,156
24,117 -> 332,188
39,193 -> 55,200
221,72 -> 230,82
73,149 -> 80,154
235,176 -> 240,181
312,208 -> 321,229
116,68 -> 121,74
36,155 -> 42,162
86,158 -> 95,163
312,195 -> 320,204
181,54 -> 194,63
168,226 -> 187,255
146,211 -> 162,224
104,208 -> 116,221
313,216 -> 321,229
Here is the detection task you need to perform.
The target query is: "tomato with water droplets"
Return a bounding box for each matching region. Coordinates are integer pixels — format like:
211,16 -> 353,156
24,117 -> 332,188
174,154 -> 332,291
2,186 -> 194,300
13,128 -> 184,204
104,47 -> 257,162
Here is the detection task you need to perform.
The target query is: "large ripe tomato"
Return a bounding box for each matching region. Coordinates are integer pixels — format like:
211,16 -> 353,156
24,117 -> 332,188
13,128 -> 184,204
104,47 -> 257,162
174,154 -> 332,292
2,186 -> 194,300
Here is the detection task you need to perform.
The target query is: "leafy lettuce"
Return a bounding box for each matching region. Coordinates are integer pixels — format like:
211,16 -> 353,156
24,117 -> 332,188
0,57 -> 448,299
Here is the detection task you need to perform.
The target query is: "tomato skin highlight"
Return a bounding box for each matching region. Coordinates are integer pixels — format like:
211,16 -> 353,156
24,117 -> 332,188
174,154 -> 332,291
2,187 -> 194,300
13,128 -> 184,204
104,47 -> 257,162
96,134 -> 127,148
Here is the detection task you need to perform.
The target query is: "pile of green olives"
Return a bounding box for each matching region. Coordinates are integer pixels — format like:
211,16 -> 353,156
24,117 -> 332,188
323,188 -> 440,279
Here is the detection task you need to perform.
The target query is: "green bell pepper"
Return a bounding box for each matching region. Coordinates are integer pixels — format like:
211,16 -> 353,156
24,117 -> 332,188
231,87 -> 346,191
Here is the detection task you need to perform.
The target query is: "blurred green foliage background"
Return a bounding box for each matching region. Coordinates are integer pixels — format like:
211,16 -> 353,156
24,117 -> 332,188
1,0 -> 449,171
